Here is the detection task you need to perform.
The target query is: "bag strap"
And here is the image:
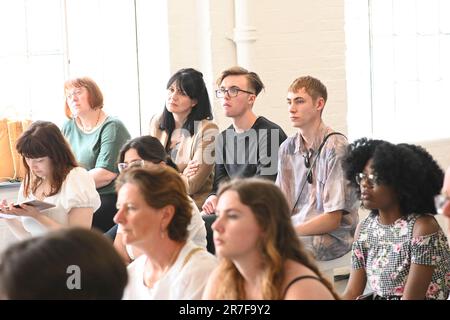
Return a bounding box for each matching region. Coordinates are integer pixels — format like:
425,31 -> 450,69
291,132 -> 347,213
181,247 -> 204,268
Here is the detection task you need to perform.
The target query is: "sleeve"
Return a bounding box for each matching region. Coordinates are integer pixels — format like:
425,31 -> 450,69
351,223 -> 369,270
16,183 -> 26,203
256,126 -> 287,180
275,141 -> 296,210
61,119 -> 72,137
211,132 -> 229,195
185,121 -> 219,195
411,231 -> 449,266
95,120 -> 131,173
61,168 -> 101,212
148,114 -> 159,136
322,138 -> 355,214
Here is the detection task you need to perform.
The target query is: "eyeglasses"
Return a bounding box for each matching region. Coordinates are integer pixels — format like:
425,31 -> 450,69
215,87 -> 255,98
118,160 -> 145,173
303,151 -> 313,184
434,193 -> 450,214
66,88 -> 84,100
355,173 -> 378,187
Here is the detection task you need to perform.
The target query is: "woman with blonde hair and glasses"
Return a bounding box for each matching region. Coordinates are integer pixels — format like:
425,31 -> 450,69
203,178 -> 338,300
115,166 -> 217,299
62,77 -> 130,232
0,121 -> 100,239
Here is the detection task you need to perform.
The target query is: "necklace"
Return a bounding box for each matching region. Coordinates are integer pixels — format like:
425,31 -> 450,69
144,244 -> 183,288
79,110 -> 101,132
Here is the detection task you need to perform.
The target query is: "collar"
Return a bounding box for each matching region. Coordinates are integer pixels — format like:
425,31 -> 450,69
294,122 -> 330,155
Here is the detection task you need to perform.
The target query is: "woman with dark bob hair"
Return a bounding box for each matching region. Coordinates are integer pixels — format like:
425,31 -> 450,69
203,178 -> 338,300
149,68 -> 219,209
342,138 -> 450,300
115,166 -> 217,299
0,121 -> 100,239
112,135 -> 207,264
0,227 -> 127,299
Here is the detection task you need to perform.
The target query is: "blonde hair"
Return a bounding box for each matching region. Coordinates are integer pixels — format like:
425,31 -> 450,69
288,75 -> 327,104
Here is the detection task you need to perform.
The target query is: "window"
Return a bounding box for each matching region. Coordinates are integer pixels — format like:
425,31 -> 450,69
346,0 -> 450,142
0,0 -> 170,137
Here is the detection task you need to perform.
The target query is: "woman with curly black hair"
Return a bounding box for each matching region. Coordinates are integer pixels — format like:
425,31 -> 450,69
342,138 -> 450,300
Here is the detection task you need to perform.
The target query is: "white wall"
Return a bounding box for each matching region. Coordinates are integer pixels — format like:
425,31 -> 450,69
166,0 -> 348,136
164,0 -> 450,169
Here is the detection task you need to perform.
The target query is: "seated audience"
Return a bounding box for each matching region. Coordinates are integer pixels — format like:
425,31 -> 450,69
203,178 -> 338,300
115,166 -> 217,299
0,121 -> 100,239
62,77 -> 131,232
112,135 -> 207,264
342,138 -> 450,300
0,227 -> 127,299
149,68 -> 219,209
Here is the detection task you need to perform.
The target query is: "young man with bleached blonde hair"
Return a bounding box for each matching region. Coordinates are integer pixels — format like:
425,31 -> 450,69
276,76 -> 358,262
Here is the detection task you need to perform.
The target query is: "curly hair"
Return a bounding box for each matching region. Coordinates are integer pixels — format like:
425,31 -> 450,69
213,178 -> 339,300
343,138 -> 444,216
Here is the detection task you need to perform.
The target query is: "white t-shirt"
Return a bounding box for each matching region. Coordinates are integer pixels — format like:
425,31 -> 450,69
120,197 -> 207,260
123,241 -> 218,300
17,167 -> 101,236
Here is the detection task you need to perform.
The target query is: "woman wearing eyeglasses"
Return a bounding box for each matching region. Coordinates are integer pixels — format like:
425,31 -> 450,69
342,138 -> 450,300
113,135 -> 207,264
149,68 -> 219,209
62,77 -> 131,232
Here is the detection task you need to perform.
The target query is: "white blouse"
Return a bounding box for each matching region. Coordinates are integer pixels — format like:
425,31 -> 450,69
123,241 -> 218,300
17,167 -> 101,236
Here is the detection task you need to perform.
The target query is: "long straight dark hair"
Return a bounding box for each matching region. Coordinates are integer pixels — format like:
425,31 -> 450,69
16,121 -> 78,198
159,68 -> 213,150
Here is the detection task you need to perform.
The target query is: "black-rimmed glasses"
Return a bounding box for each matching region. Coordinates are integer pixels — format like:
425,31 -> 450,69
355,173 -> 378,187
215,87 -> 255,98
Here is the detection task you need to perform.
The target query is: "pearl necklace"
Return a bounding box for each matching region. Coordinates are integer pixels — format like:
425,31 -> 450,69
79,110 -> 101,133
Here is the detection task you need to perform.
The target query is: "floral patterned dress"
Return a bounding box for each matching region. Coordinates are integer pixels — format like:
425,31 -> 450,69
352,213 -> 450,299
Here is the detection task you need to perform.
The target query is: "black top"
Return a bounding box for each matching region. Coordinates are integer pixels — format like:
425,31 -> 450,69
283,275 -> 322,298
211,116 -> 287,194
